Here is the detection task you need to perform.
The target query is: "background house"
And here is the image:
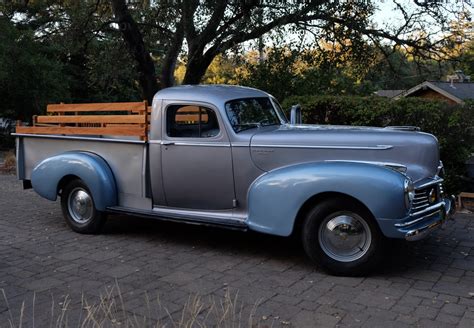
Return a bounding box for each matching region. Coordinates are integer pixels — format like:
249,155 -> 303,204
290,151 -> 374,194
373,90 -> 405,98
392,71 -> 474,104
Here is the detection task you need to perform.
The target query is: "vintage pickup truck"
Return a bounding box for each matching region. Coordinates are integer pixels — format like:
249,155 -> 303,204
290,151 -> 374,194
14,85 -> 455,275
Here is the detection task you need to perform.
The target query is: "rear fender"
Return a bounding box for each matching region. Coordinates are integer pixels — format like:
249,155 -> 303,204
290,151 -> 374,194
31,152 -> 117,211
247,161 -> 407,236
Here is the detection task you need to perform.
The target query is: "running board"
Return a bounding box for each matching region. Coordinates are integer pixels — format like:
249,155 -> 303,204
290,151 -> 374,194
107,206 -> 248,231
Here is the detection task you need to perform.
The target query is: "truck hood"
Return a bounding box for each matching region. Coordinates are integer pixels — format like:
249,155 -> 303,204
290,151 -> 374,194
249,124 -> 439,182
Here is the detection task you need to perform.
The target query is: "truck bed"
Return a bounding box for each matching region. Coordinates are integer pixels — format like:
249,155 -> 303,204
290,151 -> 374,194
16,133 -> 150,209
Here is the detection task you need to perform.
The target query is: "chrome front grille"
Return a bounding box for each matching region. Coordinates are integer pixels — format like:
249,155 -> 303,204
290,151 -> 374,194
411,183 -> 443,213
412,189 -> 430,212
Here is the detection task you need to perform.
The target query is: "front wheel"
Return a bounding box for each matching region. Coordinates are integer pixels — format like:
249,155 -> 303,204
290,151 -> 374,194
302,198 -> 384,276
60,179 -> 106,234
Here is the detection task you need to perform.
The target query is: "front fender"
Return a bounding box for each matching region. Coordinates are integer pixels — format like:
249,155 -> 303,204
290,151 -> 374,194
247,161 -> 407,236
31,152 -> 117,211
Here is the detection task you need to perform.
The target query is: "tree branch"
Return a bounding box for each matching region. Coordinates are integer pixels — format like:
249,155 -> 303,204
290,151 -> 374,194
110,0 -> 158,102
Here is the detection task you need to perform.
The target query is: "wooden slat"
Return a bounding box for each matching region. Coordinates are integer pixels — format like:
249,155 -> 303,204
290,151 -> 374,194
47,102 -> 147,113
175,114 -> 208,122
20,101 -> 149,140
105,124 -> 143,127
37,115 -> 146,124
16,126 -> 145,137
34,123 -> 61,127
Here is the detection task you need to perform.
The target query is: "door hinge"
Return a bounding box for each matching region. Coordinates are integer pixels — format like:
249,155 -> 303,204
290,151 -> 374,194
232,199 -> 238,208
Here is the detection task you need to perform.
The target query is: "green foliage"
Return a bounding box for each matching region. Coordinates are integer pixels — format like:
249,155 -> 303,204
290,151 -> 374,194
362,49 -> 440,91
236,46 -> 372,101
457,40 -> 474,76
85,39 -> 141,103
0,18 -> 68,120
281,96 -> 474,194
0,2 -> 143,114
235,43 -> 453,102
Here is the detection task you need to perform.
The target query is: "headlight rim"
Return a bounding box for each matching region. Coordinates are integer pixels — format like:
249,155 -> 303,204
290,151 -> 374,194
404,178 -> 415,210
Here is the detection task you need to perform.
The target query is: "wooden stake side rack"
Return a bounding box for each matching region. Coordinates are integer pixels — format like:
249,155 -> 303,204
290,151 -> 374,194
16,101 -> 151,141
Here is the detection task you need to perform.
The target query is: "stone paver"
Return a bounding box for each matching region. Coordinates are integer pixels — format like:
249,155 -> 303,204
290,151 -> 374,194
0,173 -> 473,327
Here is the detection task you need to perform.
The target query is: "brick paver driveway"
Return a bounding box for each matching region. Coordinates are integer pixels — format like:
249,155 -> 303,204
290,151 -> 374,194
1,173 -> 473,327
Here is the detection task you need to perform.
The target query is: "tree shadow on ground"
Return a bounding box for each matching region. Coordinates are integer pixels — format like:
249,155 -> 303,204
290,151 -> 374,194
102,214 -> 431,276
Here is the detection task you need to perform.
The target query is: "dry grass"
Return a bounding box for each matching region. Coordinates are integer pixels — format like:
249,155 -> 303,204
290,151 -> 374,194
1,282 -> 272,328
1,150 -> 16,173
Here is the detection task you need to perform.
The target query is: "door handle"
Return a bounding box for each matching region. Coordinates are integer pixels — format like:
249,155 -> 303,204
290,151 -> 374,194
161,141 -> 175,146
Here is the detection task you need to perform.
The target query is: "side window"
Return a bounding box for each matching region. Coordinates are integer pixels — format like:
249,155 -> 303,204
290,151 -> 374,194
166,105 -> 220,138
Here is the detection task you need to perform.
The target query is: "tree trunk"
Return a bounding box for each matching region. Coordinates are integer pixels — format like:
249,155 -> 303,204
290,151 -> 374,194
160,20 -> 184,88
110,0 -> 158,103
182,51 -> 216,85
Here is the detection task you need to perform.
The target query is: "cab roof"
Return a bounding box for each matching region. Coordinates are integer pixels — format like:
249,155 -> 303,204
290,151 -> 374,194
154,85 -> 271,106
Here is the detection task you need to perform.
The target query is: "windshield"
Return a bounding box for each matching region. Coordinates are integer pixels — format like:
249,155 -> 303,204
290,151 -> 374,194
225,97 -> 284,133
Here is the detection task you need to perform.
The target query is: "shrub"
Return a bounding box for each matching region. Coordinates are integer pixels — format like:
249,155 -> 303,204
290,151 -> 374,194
0,134 -> 15,149
281,96 -> 474,194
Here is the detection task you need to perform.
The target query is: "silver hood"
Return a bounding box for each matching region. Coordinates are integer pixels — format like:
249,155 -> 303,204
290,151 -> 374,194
250,124 -> 439,182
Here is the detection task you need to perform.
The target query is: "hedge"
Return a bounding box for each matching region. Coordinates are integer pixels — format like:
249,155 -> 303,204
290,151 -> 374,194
281,96 -> 474,194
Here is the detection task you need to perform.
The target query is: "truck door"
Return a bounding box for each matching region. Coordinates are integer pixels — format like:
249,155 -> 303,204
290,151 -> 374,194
160,102 -> 235,210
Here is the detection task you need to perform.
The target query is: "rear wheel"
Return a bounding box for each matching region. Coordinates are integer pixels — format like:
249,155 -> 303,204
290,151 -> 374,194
60,179 -> 106,234
302,198 -> 384,276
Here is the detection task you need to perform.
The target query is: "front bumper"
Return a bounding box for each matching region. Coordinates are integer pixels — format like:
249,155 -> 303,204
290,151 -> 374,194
396,195 -> 456,241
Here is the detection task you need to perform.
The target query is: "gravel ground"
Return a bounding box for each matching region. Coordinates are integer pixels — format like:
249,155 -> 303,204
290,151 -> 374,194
0,173 -> 473,327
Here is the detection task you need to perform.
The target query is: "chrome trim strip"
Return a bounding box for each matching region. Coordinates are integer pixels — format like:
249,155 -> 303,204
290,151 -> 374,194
395,202 -> 446,227
149,140 -> 231,147
107,206 -> 248,230
384,126 -> 420,131
413,199 -> 428,204
166,141 -> 230,147
410,202 -> 445,218
252,144 -> 393,150
152,206 -> 242,221
231,143 -> 250,147
416,178 -> 444,190
325,160 -> 406,171
12,133 -> 146,144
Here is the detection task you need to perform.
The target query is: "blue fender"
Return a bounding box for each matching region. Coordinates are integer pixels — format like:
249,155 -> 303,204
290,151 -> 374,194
247,161 -> 407,237
31,152 -> 117,211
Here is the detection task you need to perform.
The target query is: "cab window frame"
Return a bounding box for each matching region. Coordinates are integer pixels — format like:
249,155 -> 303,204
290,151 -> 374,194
165,103 -> 221,139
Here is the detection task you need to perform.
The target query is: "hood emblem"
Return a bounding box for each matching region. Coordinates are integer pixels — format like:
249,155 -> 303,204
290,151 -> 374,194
252,149 -> 274,154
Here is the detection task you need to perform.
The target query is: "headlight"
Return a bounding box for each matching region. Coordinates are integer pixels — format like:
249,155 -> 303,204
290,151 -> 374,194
404,178 -> 415,209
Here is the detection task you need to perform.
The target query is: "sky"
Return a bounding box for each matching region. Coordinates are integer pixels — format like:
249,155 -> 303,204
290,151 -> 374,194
373,0 -> 406,26
373,0 -> 472,28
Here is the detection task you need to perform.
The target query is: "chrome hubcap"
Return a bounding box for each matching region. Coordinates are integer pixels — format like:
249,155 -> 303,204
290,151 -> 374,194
67,188 -> 93,224
318,212 -> 372,262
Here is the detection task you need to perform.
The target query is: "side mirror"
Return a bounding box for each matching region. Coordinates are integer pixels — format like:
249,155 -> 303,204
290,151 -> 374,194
290,104 -> 302,125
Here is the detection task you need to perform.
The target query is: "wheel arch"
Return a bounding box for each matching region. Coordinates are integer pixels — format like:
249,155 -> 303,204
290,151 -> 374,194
57,174 -> 81,195
292,191 -> 375,237
31,151 -> 117,211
